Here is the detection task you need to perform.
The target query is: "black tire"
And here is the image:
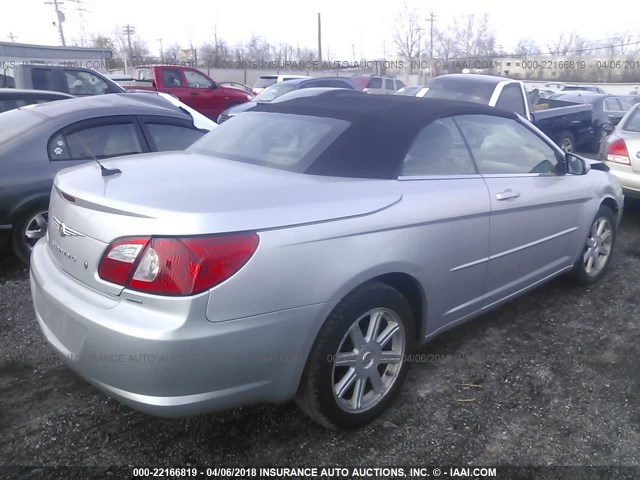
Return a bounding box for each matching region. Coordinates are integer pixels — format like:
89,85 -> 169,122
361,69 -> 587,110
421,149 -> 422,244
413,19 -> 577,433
572,205 -> 616,285
12,206 -> 48,264
557,130 -> 575,153
296,281 -> 415,429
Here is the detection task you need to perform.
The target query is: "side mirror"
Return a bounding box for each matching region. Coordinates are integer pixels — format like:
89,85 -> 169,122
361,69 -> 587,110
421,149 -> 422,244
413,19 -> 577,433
565,152 -> 590,175
210,81 -> 217,89
602,123 -> 615,133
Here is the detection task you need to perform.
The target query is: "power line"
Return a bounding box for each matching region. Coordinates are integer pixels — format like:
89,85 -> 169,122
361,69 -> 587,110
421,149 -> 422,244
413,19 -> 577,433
67,0 -> 90,47
44,0 -> 66,46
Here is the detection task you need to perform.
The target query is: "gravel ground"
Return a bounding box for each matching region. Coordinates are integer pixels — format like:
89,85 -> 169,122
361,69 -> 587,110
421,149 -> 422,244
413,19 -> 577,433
0,199 -> 639,477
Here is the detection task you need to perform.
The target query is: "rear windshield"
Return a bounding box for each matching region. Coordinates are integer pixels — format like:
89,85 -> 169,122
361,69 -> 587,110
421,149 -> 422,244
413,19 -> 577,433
424,79 -> 495,105
623,107 -> 640,132
188,112 -> 350,173
0,108 -> 46,145
254,77 -> 277,88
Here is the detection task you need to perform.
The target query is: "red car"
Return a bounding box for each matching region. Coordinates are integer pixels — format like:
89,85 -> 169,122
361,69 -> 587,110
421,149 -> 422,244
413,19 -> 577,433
123,66 -> 251,119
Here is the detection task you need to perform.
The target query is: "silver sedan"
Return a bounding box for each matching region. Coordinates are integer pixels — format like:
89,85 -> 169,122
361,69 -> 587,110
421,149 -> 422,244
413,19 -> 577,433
600,102 -> 640,198
31,91 -> 624,429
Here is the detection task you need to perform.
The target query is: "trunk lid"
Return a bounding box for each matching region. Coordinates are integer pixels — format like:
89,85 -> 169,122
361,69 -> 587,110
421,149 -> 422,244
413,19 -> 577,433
619,131 -> 640,173
47,151 -> 401,296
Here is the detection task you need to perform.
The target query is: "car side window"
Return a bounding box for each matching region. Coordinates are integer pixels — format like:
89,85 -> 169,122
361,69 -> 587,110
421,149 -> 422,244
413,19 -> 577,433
64,70 -> 109,95
368,78 -> 382,89
603,98 -> 620,111
184,70 -> 211,89
495,84 -> 526,116
161,68 -> 183,87
385,79 -> 395,90
401,117 -> 477,176
455,114 -> 561,175
618,98 -> 633,111
31,68 -> 56,90
145,123 -> 205,151
137,68 -> 153,81
396,80 -> 406,89
49,122 -> 143,160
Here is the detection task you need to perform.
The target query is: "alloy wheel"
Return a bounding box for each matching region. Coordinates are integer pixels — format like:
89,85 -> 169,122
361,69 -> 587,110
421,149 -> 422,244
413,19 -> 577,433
583,216 -> 613,276
23,210 -> 48,250
331,307 -> 406,413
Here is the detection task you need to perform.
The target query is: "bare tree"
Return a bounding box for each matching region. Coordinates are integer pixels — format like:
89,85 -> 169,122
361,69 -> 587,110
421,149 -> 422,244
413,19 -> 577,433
393,2 -> 422,72
433,27 -> 455,61
91,35 -> 121,69
548,33 -> 578,56
513,38 -> 541,57
111,28 -> 151,66
200,39 -> 230,68
449,13 -> 496,58
163,43 -> 182,63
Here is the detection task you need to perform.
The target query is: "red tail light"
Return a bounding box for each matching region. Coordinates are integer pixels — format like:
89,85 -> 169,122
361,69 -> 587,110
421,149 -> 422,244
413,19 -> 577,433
98,234 -> 259,296
607,138 -> 630,165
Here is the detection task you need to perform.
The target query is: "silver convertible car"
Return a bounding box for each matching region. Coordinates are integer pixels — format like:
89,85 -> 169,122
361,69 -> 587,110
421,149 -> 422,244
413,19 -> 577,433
31,91 -> 623,429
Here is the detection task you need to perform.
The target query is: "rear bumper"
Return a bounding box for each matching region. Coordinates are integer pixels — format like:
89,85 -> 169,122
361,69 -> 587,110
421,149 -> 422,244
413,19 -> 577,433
30,238 -> 332,417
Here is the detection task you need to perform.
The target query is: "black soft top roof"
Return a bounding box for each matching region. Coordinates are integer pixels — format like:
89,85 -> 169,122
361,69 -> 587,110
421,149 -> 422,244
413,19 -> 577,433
252,90 -> 517,179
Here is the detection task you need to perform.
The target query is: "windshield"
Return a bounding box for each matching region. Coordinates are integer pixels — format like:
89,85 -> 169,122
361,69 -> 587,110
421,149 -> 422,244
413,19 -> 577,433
253,82 -> 299,103
188,111 -> 350,173
0,108 -> 46,145
254,77 -> 277,89
424,78 -> 495,105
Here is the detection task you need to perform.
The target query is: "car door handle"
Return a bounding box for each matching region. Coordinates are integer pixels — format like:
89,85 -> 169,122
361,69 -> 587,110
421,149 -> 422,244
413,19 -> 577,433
495,189 -> 520,201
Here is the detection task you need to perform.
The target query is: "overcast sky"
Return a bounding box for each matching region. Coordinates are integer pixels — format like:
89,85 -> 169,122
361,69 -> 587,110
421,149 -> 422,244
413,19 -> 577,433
2,0 -> 639,59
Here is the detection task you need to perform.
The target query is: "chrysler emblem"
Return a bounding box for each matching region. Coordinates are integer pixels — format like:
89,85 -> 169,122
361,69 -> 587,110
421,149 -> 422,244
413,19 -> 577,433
52,216 -> 85,238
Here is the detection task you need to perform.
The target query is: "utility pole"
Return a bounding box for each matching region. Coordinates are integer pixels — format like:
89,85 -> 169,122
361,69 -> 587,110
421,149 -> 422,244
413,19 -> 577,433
352,43 -> 356,65
123,24 -> 135,68
8,32 -> 17,43
45,0 -> 66,46
427,12 -> 436,59
317,13 -> 322,64
158,38 -> 164,62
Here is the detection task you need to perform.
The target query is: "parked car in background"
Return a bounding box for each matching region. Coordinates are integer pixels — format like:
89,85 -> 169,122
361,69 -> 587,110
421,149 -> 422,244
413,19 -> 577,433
394,86 -> 422,96
252,74 -> 310,96
0,93 -> 215,262
120,66 -> 251,119
599,102 -> 640,198
424,74 -> 593,153
31,91 -> 622,430
219,81 -> 253,95
542,82 -> 566,92
217,77 -> 359,123
558,84 -> 607,94
0,88 -> 73,113
551,92 -> 634,152
350,75 -> 406,94
5,65 -> 125,95
622,95 -> 640,105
